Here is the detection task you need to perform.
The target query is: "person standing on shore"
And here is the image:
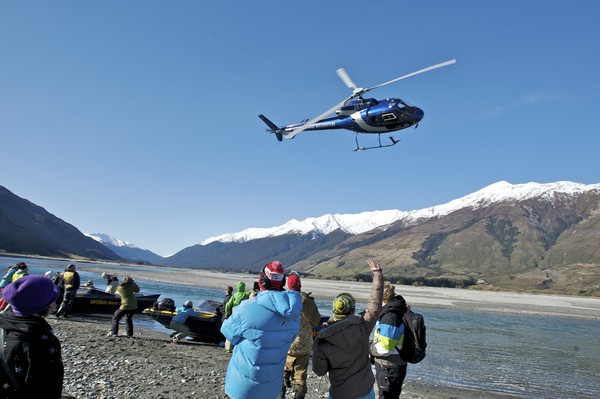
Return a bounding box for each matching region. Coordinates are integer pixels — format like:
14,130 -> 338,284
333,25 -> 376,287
107,276 -> 139,338
56,264 -> 80,318
221,261 -> 302,399
312,259 -> 384,399
102,273 -> 119,294
0,262 -> 27,289
0,275 -> 64,398
10,262 -> 29,283
170,300 -> 201,344
370,282 -> 408,399
280,271 -> 321,399
224,282 -> 251,318
216,285 -> 234,320
0,262 -> 28,310
223,281 -> 251,352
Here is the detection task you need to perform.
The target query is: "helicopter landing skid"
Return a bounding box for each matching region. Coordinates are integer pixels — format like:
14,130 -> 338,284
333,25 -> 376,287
353,133 -> 400,151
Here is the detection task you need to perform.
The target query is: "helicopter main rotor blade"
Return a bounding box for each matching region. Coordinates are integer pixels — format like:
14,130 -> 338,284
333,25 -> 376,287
364,59 -> 456,94
336,68 -> 358,91
285,97 -> 350,139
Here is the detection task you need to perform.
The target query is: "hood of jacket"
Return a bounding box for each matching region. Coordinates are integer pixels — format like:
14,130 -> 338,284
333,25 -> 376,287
255,289 -> 302,319
382,295 -> 407,315
235,281 -> 246,292
0,312 -> 51,337
317,314 -> 365,348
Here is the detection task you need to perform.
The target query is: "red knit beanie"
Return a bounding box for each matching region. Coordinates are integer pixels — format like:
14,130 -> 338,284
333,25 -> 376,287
287,271 -> 301,291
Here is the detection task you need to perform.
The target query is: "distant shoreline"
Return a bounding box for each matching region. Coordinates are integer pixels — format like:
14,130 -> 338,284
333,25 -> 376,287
82,263 -> 600,320
4,253 -> 600,319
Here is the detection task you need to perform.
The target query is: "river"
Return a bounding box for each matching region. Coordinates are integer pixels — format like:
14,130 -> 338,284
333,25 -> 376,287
3,256 -> 599,398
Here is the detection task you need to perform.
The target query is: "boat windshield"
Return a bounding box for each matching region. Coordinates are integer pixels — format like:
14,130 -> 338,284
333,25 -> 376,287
195,300 -> 222,313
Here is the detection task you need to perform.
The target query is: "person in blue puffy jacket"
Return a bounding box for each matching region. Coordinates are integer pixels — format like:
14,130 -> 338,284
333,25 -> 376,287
220,261 -> 302,399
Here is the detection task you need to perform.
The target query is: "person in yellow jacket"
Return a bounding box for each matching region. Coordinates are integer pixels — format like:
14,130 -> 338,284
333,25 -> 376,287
0,262 -> 29,311
56,264 -> 80,318
11,263 -> 29,283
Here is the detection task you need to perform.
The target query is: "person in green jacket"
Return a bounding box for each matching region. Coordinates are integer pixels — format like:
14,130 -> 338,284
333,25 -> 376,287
224,281 -> 251,318
223,281 -> 251,352
107,276 -> 140,338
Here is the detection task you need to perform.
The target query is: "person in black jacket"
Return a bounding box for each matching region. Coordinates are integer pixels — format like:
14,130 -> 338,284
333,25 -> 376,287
370,282 -> 408,399
56,263 -> 81,318
0,275 -> 63,399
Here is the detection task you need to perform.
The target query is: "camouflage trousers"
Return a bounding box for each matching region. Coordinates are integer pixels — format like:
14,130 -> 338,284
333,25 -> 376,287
282,353 -> 309,398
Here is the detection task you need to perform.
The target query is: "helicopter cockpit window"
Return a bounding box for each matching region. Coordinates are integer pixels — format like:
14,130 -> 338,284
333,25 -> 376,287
395,100 -> 408,108
382,113 -> 398,121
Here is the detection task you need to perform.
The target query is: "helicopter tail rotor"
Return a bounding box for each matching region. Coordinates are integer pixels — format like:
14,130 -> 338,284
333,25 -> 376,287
258,114 -> 283,141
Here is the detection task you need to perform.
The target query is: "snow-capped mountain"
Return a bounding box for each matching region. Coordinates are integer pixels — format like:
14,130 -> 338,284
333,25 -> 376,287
86,233 -> 164,264
201,181 -> 600,245
86,233 -> 139,249
161,180 -> 600,293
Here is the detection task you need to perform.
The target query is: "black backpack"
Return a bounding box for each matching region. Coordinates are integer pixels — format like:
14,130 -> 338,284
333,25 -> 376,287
399,308 -> 427,363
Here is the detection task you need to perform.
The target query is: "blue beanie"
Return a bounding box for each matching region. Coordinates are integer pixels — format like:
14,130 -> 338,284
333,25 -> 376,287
3,275 -> 60,316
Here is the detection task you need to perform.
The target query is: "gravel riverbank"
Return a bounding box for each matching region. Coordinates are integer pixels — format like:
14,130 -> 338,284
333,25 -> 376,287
53,315 -> 517,399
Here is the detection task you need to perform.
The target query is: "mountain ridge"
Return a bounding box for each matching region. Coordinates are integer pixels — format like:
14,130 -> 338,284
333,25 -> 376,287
164,180 -> 600,294
2,181 -> 599,294
201,181 -> 600,245
85,233 -> 164,265
0,186 -> 122,261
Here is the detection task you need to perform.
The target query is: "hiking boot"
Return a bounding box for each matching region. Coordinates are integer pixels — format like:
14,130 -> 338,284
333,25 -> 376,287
283,372 -> 292,388
291,384 -> 306,399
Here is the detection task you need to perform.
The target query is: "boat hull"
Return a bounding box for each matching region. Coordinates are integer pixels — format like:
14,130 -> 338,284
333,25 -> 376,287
143,300 -> 225,344
58,287 -> 161,315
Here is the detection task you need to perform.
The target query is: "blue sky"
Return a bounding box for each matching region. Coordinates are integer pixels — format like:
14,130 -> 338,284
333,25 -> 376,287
2,1 -> 599,257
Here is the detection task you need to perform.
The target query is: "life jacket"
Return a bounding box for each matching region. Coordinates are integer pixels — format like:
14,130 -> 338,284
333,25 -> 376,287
11,270 -> 28,283
62,271 -> 79,290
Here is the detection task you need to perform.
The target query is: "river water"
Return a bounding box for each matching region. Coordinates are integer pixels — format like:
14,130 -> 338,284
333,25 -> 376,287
4,256 -> 600,398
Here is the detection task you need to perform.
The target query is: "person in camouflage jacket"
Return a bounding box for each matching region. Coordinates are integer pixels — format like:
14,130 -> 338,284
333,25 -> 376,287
281,272 -> 321,399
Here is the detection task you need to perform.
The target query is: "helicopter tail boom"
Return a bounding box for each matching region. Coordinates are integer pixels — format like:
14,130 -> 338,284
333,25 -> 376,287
258,114 -> 283,142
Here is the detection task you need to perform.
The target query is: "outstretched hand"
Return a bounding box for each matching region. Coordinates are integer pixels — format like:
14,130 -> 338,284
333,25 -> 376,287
367,259 -> 382,273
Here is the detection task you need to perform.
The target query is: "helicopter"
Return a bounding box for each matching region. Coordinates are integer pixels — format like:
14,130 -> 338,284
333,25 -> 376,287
259,59 -> 456,151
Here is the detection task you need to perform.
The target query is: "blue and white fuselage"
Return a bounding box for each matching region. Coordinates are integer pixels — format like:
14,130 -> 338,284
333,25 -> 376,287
277,98 -> 424,136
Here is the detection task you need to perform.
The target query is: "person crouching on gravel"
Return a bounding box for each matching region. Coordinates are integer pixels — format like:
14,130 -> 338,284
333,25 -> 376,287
170,300 -> 201,344
0,275 -> 64,398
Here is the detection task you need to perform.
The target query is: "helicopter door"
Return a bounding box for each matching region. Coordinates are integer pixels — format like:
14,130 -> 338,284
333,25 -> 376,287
381,112 -> 400,128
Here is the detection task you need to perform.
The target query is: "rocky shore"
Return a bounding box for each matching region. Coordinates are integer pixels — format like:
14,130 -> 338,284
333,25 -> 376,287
53,315 -> 516,399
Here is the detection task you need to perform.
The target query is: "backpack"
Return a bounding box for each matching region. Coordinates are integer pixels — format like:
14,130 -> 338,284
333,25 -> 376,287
399,308 -> 427,363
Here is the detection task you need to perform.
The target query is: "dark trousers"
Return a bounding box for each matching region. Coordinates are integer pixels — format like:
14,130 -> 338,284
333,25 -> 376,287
111,308 -> 135,336
375,362 -> 407,399
56,289 -> 77,317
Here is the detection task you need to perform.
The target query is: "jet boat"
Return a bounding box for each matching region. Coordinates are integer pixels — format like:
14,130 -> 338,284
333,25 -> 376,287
58,286 -> 161,314
142,299 -> 225,344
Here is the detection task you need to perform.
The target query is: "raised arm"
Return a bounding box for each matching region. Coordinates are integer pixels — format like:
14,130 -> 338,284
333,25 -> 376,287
362,259 -> 383,331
